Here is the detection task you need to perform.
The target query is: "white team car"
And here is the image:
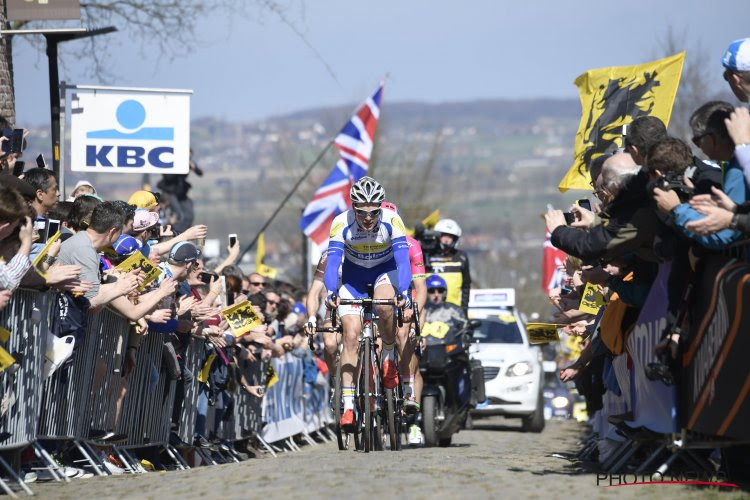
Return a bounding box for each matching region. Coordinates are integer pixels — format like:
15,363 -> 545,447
468,288 -> 545,432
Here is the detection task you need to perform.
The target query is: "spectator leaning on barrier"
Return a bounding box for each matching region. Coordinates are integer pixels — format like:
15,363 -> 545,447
651,136 -> 746,250
0,185 -> 33,297
547,153 -> 658,264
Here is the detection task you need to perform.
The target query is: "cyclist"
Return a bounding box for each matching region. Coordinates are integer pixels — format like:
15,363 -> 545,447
303,250 -> 339,376
425,218 -> 471,317
381,202 -> 427,445
324,177 -> 412,428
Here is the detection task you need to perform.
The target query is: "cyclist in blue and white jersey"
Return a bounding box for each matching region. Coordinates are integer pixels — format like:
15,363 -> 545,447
324,176 -> 412,428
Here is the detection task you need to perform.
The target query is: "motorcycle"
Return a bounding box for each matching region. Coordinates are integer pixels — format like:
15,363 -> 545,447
419,314 -> 484,447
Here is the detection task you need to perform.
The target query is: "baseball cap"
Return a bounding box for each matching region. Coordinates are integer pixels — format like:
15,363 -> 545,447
426,274 -> 447,290
293,302 -> 307,315
169,241 -> 201,264
722,38 -> 750,72
113,235 -> 141,256
132,209 -> 159,232
0,173 -> 36,200
128,190 -> 160,210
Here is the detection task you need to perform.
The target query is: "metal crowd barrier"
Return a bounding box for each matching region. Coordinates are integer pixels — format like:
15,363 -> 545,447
0,289 -> 50,495
116,330 -> 176,451
175,336 -> 205,446
37,300 -> 130,476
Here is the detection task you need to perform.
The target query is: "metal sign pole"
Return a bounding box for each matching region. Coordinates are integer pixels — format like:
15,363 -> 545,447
59,81 -> 66,199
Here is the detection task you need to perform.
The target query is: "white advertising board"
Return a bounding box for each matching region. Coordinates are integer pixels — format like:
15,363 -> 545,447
70,87 -> 191,174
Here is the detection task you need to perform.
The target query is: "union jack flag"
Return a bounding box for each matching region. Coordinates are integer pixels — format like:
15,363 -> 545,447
300,83 -> 384,249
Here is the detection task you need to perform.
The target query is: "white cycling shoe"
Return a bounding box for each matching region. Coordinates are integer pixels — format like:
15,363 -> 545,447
408,425 -> 424,446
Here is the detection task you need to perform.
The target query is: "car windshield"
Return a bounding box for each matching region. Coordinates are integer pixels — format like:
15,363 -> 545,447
473,317 -> 523,344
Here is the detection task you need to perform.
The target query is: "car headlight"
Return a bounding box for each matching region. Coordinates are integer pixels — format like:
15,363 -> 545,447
551,396 -> 569,409
506,361 -> 532,377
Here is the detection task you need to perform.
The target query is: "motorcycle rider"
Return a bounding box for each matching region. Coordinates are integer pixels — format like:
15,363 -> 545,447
424,274 -> 466,324
425,219 -> 471,317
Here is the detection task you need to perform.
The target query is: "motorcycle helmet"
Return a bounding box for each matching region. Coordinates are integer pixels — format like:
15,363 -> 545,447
350,176 -> 385,204
426,274 -> 447,291
434,218 -> 462,250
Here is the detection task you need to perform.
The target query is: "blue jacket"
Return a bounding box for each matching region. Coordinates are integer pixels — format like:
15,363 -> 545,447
673,157 -> 747,249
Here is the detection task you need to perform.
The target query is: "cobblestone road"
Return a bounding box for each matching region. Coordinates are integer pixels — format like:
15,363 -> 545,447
31,418 -> 741,499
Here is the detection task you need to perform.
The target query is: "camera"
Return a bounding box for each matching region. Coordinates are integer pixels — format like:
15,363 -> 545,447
648,171 -> 694,203
645,350 -> 675,386
415,223 -> 440,254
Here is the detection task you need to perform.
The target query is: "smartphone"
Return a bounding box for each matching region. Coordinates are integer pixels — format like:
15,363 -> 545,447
36,153 -> 46,169
228,233 -> 238,248
198,271 -> 216,284
10,129 -> 24,154
46,219 -> 61,238
226,290 -> 235,307
563,212 -> 576,225
33,218 -> 47,243
12,160 -> 24,177
560,285 -> 573,296
577,199 -> 592,212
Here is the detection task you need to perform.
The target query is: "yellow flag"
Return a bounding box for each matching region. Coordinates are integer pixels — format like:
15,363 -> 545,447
0,345 -> 17,374
256,232 -> 265,269
421,210 -> 440,229
32,231 -> 62,279
579,282 -> 606,315
222,300 -> 263,337
197,353 -> 216,384
265,363 -> 279,388
526,323 -> 561,344
255,232 -> 278,279
559,52 -> 685,192
116,251 -> 162,291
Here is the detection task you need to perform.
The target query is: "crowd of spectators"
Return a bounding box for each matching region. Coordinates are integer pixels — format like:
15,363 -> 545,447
542,38 -> 750,479
0,148 -> 321,475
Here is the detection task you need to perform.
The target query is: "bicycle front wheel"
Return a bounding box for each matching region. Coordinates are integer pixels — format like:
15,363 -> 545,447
360,337 -> 372,453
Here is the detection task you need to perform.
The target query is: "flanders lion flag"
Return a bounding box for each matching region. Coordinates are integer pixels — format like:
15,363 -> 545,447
559,52 -> 685,192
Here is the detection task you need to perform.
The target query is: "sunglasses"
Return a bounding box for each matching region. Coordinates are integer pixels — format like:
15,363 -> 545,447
724,69 -> 734,82
250,281 -> 266,287
428,288 -> 446,294
691,133 -> 710,147
267,300 -> 280,306
354,208 -> 381,218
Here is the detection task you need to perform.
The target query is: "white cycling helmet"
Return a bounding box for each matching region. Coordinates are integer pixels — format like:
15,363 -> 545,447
350,176 -> 385,204
434,218 -> 462,239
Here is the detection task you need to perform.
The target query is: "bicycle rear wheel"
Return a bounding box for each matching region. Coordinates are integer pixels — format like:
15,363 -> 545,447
333,353 -> 347,451
385,388 -> 400,451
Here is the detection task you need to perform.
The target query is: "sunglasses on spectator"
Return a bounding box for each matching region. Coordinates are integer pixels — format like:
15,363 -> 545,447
354,208 -> 381,218
250,281 -> 266,287
692,133 -> 710,147
723,69 -> 734,82
428,288 -> 446,294
267,300 -> 280,306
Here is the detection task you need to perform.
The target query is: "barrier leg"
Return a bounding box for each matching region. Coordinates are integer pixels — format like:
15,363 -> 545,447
73,440 -> 106,476
0,454 -> 32,496
286,437 -> 300,452
163,445 -> 189,470
635,443 -> 667,474
683,449 -> 716,474
0,476 -> 18,498
601,439 -> 633,471
301,432 -> 318,447
656,450 -> 682,476
31,442 -> 67,483
194,447 -> 217,466
255,436 -> 277,458
120,449 -> 146,473
111,446 -> 136,474
608,441 -> 641,473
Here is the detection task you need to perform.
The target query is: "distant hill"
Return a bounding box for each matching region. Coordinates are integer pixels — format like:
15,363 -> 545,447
269,97 -> 580,130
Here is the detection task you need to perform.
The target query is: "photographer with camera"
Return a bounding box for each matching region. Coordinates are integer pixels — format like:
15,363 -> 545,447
651,132 -> 746,250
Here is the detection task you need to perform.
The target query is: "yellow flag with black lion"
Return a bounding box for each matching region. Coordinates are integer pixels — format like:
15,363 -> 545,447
559,52 -> 685,192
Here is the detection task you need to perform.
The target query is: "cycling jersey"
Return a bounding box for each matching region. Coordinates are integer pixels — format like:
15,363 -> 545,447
407,236 -> 426,281
325,208 -> 412,296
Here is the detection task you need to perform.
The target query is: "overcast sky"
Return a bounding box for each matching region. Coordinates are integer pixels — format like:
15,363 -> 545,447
12,0 -> 750,126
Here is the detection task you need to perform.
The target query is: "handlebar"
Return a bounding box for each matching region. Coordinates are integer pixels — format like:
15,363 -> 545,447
328,296 -> 406,328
